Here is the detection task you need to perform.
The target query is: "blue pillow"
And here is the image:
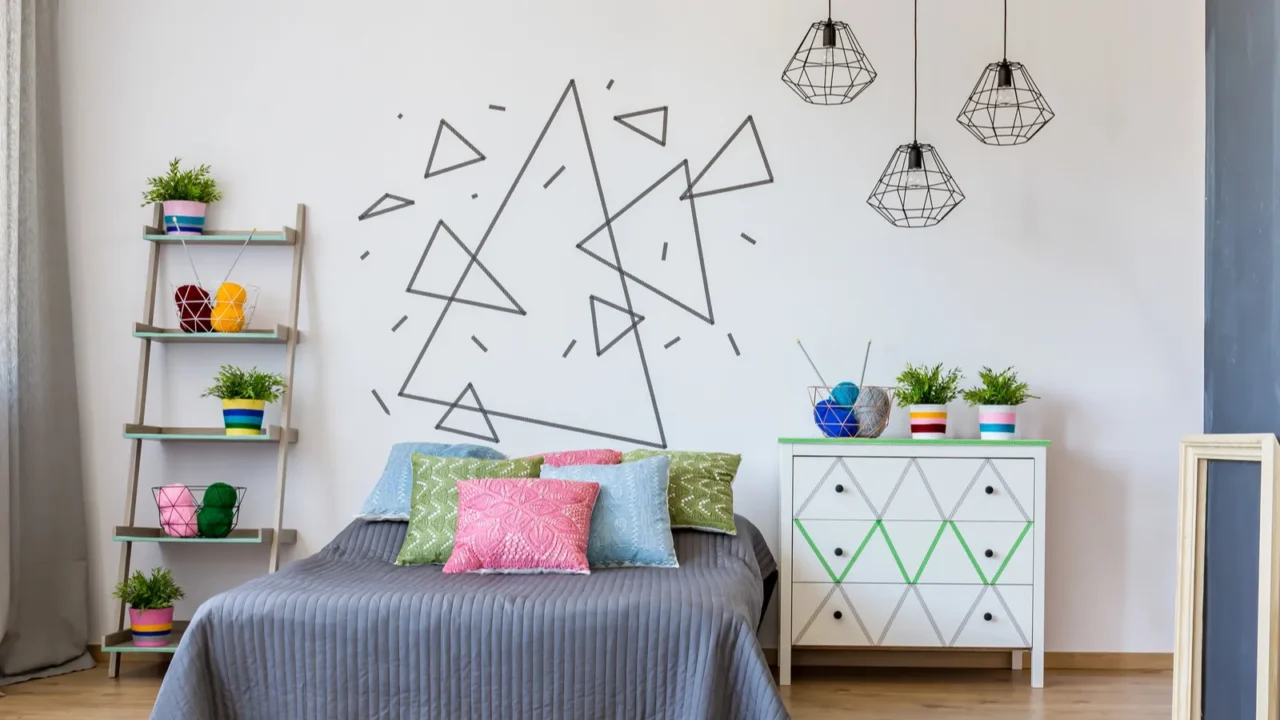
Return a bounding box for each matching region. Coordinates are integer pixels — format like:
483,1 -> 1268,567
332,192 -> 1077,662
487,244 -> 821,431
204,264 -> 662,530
358,442 -> 505,521
540,456 -> 678,568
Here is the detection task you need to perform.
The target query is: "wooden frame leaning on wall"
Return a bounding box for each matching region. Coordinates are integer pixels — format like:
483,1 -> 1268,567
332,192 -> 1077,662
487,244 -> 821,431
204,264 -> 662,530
1174,434 -> 1280,720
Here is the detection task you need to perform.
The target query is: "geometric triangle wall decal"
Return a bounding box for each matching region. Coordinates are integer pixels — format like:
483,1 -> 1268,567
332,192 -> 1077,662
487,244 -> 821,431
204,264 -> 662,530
405,220 -> 526,316
357,192 -> 415,221
424,119 -> 487,179
613,106 -> 669,146
589,295 -> 646,356
680,115 -> 774,200
434,382 -> 499,443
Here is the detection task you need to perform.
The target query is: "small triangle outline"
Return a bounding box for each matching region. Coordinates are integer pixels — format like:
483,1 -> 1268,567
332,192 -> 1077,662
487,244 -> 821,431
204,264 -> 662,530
679,115 -> 774,200
358,192 -> 415,221
589,295 -> 645,356
405,220 -> 526,316
424,119 -> 487,179
434,382 -> 499,443
613,106 -> 669,147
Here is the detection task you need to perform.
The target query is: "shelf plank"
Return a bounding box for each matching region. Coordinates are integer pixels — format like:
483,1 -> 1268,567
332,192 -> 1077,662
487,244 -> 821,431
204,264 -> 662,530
112,526 -> 298,545
777,437 -> 1052,447
123,424 -> 298,443
142,225 -> 297,245
103,620 -> 190,654
133,322 -> 292,344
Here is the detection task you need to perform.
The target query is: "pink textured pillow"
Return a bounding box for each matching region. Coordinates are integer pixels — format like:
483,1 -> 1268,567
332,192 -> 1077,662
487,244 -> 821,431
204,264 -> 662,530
443,478 -> 600,575
528,449 -> 623,467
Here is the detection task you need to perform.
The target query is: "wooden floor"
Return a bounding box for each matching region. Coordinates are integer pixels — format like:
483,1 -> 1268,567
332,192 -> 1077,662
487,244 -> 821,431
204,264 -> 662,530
0,664 -> 1171,719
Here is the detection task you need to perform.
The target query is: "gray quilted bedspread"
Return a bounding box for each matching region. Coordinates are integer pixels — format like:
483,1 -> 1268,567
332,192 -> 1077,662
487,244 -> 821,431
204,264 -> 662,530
150,515 -> 786,720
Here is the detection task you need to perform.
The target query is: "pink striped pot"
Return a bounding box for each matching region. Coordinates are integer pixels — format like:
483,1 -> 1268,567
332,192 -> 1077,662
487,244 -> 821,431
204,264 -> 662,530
909,404 -> 948,439
161,199 -> 207,237
978,404 -> 1017,440
128,606 -> 175,647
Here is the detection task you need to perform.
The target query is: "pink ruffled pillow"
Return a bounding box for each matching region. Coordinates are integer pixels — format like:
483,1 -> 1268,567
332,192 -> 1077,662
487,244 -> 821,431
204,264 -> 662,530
444,478 -> 600,575
527,449 -> 623,467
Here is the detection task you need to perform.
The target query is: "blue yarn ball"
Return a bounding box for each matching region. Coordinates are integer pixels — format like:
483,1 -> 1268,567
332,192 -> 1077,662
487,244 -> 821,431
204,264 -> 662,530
830,381 -> 860,408
814,399 -> 859,438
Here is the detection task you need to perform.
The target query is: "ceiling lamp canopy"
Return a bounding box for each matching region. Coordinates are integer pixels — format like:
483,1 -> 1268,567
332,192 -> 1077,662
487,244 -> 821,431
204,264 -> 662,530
956,0 -> 1054,145
781,1 -> 876,106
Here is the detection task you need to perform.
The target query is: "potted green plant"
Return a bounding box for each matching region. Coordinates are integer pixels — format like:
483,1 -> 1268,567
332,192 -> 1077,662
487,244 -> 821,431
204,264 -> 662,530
962,366 -> 1038,440
141,157 -> 223,237
111,568 -> 185,647
895,363 -> 963,439
202,365 -> 286,436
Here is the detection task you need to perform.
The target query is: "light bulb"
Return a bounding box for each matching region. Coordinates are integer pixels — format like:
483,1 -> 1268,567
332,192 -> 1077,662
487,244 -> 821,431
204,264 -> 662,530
905,169 -> 928,189
995,86 -> 1018,107
822,46 -> 835,65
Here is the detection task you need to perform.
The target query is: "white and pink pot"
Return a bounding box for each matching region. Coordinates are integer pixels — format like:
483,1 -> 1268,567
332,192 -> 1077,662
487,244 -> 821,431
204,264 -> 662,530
978,405 -> 1018,440
128,606 -> 175,647
162,200 -> 207,237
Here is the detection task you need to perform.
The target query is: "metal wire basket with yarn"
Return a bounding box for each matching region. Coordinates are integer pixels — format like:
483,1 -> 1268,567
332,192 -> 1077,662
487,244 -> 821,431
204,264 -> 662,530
809,385 -> 894,438
152,484 -> 245,539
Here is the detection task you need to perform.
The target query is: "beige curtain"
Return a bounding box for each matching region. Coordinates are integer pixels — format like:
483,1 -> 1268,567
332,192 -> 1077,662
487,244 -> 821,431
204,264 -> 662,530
0,0 -> 92,685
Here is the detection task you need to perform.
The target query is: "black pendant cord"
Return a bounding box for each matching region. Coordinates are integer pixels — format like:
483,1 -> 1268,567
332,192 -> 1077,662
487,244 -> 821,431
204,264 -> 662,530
913,0 -> 918,143
1003,0 -> 1008,61
828,0 -> 832,22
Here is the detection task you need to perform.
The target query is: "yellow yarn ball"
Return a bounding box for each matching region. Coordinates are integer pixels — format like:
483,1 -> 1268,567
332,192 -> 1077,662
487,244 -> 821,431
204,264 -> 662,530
212,282 -> 247,332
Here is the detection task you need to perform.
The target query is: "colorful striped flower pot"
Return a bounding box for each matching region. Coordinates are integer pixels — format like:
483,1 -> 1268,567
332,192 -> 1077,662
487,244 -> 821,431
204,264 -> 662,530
162,200 -> 207,236
979,404 -> 1018,440
909,404 -> 948,439
129,606 -> 175,647
221,399 -> 266,436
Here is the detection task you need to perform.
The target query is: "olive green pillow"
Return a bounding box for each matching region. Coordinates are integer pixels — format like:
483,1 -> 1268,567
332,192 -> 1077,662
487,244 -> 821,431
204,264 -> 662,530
394,454 -> 544,565
622,450 -> 741,535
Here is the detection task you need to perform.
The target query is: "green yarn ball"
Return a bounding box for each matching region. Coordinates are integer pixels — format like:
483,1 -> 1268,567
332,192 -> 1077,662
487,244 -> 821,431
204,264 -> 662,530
196,506 -> 235,538
202,483 -> 238,509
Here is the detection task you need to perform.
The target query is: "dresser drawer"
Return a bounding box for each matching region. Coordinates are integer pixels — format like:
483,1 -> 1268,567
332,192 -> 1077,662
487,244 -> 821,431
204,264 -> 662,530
794,456 -> 1035,522
793,582 -> 1032,649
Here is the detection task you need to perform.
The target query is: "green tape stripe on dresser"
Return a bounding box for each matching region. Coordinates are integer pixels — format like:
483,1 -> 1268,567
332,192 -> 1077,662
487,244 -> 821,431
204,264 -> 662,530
989,521 -> 1033,585
909,522 -> 950,585
794,519 -> 840,583
948,521 -> 990,585
840,521 -> 883,583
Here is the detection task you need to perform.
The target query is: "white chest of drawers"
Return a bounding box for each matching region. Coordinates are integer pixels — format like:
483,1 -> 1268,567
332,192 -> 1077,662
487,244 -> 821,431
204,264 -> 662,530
777,437 -> 1048,688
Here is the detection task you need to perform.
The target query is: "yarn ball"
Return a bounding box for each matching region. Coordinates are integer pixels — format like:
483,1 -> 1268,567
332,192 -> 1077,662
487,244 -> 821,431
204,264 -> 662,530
174,284 -> 212,333
156,483 -> 198,538
211,282 -> 247,332
202,482 -> 238,509
814,398 -> 858,438
196,506 -> 236,538
852,386 -> 892,437
830,382 -> 860,408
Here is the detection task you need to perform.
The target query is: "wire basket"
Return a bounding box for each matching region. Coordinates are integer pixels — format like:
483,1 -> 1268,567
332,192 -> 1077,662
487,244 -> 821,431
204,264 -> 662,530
171,283 -> 259,333
152,485 -> 246,538
809,385 -> 894,438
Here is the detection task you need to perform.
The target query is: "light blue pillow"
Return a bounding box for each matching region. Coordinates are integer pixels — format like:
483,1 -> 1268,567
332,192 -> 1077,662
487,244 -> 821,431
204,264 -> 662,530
541,456 -> 678,568
358,442 -> 505,520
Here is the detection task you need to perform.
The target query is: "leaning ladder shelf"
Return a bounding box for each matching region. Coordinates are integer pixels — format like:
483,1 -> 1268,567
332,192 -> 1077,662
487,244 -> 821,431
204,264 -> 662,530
105,203 -> 307,677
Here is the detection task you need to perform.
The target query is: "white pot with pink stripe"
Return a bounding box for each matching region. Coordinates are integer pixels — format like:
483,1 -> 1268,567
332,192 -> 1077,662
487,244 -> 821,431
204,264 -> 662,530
978,404 -> 1018,440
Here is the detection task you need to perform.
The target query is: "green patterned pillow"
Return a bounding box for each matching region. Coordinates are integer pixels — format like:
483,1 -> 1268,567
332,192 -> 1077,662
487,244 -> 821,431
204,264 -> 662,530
394,454 -> 544,565
622,450 -> 740,535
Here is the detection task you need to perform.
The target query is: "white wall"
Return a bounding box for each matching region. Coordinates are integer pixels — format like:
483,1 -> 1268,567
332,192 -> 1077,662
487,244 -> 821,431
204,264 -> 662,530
59,0 -> 1203,652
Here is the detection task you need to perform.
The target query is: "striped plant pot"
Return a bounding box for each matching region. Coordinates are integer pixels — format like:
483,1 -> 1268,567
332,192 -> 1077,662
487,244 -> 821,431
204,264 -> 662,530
162,199 -> 207,236
221,399 -> 266,436
909,404 -> 948,439
129,606 -> 174,647
979,404 -> 1018,440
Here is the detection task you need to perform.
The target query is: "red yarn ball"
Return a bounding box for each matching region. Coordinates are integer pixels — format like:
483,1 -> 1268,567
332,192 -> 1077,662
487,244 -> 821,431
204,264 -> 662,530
174,284 -> 212,333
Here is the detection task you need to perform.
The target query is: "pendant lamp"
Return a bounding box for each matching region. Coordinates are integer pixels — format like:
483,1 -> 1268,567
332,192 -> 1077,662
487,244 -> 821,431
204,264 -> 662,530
956,0 -> 1054,145
781,0 -> 876,105
867,0 -> 964,228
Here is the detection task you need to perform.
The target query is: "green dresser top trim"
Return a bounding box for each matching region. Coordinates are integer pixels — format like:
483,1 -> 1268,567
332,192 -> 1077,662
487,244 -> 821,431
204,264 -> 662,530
778,437 -> 1051,447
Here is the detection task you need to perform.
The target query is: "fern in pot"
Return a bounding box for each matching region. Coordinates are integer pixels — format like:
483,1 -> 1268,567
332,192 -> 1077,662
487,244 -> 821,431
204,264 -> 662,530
141,157 -> 223,236
202,365 -> 286,436
112,568 -> 185,647
963,366 -> 1037,440
895,363 -> 963,439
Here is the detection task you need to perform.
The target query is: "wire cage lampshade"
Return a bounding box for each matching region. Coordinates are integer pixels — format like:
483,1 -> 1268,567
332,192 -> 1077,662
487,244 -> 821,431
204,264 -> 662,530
867,142 -> 965,228
956,0 -> 1054,145
781,10 -> 876,105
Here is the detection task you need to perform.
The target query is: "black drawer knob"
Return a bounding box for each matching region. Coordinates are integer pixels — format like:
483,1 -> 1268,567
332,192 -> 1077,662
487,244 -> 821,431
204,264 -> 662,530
984,549 -> 994,558
985,485 -> 995,495
983,612 -> 993,622
834,547 -> 845,557
833,610 -> 843,620
835,484 -> 845,493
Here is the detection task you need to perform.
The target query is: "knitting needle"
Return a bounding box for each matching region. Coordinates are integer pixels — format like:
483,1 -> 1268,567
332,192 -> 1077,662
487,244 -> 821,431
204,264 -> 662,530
795,338 -> 831,389
858,339 -> 872,387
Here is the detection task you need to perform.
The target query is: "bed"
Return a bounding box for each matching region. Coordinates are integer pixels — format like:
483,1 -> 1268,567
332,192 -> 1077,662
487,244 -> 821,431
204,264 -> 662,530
150,514 -> 785,720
